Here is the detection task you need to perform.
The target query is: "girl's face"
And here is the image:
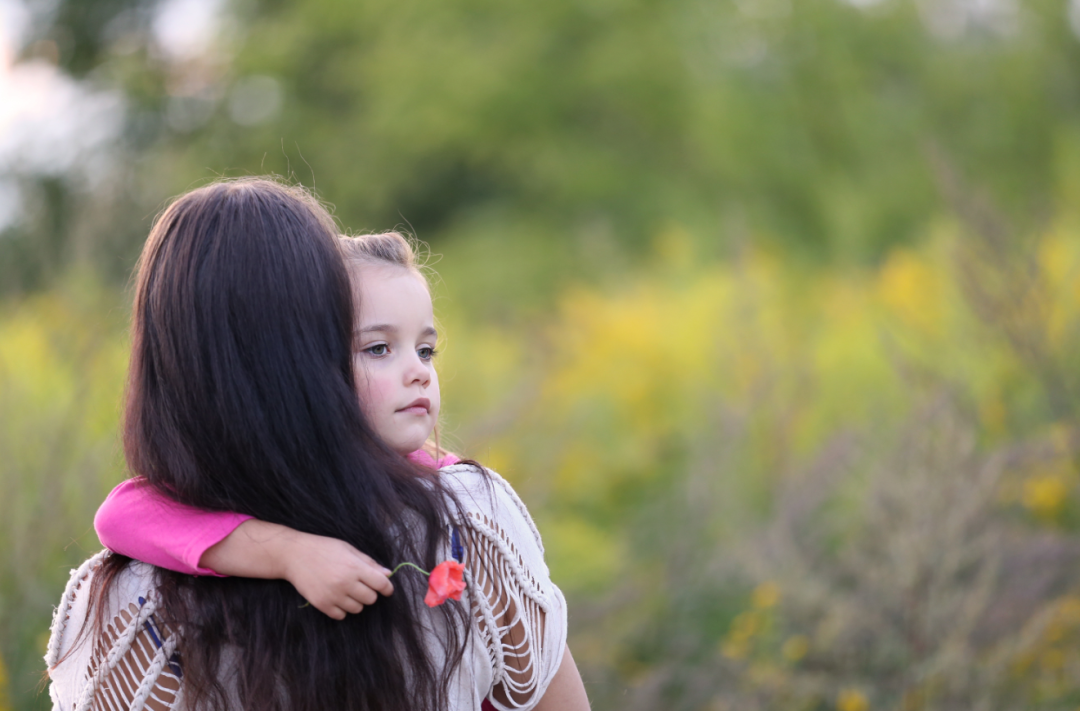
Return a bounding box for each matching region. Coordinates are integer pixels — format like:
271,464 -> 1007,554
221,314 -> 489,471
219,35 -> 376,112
351,263 -> 441,455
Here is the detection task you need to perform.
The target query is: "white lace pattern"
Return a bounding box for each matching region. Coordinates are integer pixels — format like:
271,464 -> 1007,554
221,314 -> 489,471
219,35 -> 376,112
46,554 -> 183,711
443,464 -> 567,710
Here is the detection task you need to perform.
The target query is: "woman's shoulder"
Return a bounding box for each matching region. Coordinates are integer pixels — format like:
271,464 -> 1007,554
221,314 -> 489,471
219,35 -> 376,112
47,551 -> 161,663
47,553 -> 175,711
438,463 -> 545,554
437,463 -> 568,710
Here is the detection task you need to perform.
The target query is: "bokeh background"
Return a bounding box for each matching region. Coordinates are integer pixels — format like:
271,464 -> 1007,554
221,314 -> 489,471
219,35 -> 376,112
5,0 -> 1080,708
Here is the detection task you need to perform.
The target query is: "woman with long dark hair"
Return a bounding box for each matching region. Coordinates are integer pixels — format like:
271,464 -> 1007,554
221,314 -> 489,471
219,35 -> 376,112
45,178 -> 587,711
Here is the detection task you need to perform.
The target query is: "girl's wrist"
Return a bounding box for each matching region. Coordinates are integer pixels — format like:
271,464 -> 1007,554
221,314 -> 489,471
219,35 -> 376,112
274,527 -> 310,582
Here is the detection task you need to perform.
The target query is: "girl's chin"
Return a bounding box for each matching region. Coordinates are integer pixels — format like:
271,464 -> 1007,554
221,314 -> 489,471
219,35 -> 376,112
375,421 -> 430,456
389,435 -> 428,456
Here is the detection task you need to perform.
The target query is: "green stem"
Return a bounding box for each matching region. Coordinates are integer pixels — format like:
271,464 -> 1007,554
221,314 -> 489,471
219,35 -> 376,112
389,561 -> 430,577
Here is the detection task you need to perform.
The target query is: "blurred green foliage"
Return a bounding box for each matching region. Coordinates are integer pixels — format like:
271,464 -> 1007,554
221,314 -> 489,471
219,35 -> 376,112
9,0 -> 1080,290
7,0 -> 1080,709
437,211 -> 1080,708
0,277 -> 128,709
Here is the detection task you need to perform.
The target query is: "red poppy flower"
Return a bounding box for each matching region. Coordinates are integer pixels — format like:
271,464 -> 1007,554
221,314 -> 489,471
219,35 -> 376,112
424,560 -> 466,607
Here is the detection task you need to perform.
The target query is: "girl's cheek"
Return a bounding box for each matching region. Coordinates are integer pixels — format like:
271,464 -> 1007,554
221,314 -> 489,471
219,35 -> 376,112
352,358 -> 367,400
355,368 -> 396,410
352,362 -> 381,403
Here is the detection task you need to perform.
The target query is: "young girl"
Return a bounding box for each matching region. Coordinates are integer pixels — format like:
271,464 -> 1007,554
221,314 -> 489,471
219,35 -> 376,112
48,180 -> 588,711
94,232 -> 456,620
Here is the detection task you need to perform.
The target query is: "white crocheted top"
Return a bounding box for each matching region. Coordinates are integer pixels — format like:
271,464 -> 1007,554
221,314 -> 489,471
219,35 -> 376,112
46,465 -> 568,711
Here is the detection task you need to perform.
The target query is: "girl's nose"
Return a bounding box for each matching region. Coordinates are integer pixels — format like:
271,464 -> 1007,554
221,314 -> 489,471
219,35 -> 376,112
404,354 -> 431,387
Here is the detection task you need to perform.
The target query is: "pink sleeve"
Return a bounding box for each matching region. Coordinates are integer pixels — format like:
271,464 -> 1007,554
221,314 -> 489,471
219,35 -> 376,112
94,477 -> 253,577
437,453 -> 462,468
407,450 -> 462,469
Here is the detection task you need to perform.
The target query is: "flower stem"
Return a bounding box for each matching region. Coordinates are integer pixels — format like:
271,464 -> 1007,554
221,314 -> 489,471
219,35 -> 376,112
389,561 -> 430,577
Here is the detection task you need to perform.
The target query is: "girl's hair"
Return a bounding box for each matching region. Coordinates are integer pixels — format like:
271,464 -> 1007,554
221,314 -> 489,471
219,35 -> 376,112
96,178 -> 468,711
339,231 -> 424,273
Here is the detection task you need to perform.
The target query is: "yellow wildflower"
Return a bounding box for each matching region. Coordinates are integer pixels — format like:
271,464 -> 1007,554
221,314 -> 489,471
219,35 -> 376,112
721,639 -> 749,661
1022,474 -> 1070,519
0,654 -> 10,711
1040,648 -> 1065,671
782,635 -> 810,662
837,688 -> 869,711
730,611 -> 761,639
752,582 -> 781,609
877,249 -> 943,335
1055,596 -> 1080,626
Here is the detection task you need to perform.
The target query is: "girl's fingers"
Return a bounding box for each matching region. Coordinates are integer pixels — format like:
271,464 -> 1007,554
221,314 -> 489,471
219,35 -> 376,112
352,549 -> 379,567
349,582 -> 379,606
352,549 -> 392,575
351,549 -> 394,578
354,562 -> 394,596
339,596 -> 365,615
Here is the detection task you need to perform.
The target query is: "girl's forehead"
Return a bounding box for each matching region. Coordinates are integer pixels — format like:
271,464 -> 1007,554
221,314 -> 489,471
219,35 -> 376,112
346,261 -> 427,291
349,262 -> 433,319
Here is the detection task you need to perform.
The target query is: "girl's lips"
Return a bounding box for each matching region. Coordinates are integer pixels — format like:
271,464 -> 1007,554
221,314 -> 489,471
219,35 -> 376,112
397,398 -> 430,415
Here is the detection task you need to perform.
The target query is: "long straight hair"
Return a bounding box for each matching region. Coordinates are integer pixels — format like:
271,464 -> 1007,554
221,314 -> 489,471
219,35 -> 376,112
103,178 -> 467,710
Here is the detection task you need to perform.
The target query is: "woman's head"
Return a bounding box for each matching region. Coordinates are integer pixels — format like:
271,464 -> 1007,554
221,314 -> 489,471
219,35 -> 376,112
121,179 -> 467,710
339,233 -> 441,456
127,179 -> 362,504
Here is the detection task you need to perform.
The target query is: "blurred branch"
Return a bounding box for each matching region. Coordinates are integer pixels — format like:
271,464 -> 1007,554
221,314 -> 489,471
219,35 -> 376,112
929,144 -> 1079,425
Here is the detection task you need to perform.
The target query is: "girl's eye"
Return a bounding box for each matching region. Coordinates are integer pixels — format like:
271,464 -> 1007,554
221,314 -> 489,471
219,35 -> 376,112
418,346 -> 437,361
364,344 -> 389,356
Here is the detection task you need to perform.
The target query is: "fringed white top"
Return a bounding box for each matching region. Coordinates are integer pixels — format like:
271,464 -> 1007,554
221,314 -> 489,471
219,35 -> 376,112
46,464 -> 568,711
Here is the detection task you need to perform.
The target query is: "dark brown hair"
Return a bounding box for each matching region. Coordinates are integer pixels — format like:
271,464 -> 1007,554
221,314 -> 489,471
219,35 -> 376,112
99,178 -> 467,710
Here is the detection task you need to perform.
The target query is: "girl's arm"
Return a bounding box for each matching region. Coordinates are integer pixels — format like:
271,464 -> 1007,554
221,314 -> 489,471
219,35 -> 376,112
94,477 -> 250,576
94,478 -> 394,618
200,519 -> 394,619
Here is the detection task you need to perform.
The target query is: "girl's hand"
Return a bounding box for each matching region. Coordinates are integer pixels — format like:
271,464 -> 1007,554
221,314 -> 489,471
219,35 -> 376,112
280,533 -> 395,620
200,520 -> 394,620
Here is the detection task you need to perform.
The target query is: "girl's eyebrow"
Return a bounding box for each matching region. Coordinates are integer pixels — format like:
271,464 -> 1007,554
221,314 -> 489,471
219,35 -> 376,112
359,324 -> 439,338
360,324 -> 396,334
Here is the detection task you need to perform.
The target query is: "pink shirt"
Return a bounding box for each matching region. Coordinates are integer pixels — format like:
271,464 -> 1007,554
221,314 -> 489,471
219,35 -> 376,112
94,450 -> 461,576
